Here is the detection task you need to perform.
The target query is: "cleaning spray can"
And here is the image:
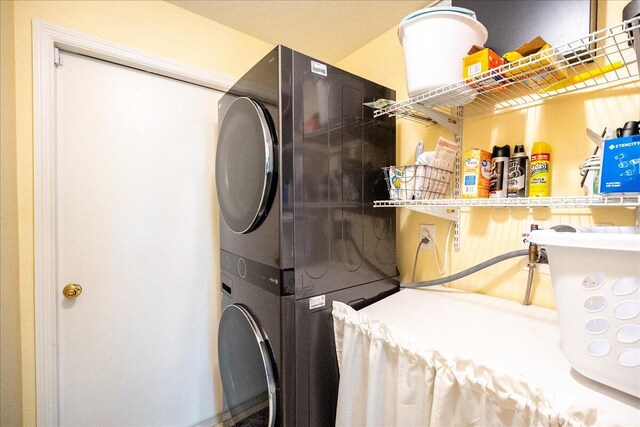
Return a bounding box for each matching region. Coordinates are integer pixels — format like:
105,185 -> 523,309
530,141 -> 552,197
489,145 -> 510,198
507,145 -> 529,197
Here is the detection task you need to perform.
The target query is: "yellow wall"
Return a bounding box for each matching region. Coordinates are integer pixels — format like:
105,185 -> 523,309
338,0 -> 639,308
1,1 -> 24,425
4,0 -> 639,423
7,1 -> 273,424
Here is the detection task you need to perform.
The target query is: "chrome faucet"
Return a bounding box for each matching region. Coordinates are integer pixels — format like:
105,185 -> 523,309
521,225 -> 550,306
522,223 -> 574,305
523,248 -> 548,306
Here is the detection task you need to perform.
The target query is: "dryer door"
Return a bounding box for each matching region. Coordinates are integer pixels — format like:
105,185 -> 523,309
216,97 -> 275,234
218,304 -> 277,426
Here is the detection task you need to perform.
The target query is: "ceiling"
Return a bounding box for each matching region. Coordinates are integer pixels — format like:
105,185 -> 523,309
168,1 -> 436,63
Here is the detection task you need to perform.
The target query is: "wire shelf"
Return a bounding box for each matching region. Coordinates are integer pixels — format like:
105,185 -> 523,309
374,195 -> 640,209
375,18 -> 640,124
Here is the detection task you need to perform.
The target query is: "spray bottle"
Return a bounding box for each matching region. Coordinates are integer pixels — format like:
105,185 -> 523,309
489,145 -> 510,198
507,145 -> 529,197
530,141 -> 552,197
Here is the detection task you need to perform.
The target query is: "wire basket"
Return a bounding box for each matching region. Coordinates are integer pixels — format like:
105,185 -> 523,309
383,164 -> 452,200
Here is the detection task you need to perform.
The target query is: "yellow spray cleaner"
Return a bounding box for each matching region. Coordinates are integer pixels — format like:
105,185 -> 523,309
529,141 -> 552,197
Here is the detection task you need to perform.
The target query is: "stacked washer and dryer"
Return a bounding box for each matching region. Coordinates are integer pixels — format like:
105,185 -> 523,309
215,46 -> 398,426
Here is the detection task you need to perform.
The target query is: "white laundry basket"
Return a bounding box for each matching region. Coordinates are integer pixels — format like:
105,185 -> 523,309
398,6 -> 488,99
529,227 -> 640,397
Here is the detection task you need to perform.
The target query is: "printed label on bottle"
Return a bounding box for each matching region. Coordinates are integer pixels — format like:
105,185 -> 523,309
530,151 -> 551,196
489,160 -> 506,196
530,161 -> 549,177
531,153 -> 550,162
507,156 -> 528,197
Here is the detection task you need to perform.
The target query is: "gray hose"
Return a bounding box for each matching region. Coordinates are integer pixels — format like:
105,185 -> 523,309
402,249 -> 529,288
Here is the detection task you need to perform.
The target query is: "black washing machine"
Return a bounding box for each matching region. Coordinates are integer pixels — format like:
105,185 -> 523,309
215,46 -> 398,426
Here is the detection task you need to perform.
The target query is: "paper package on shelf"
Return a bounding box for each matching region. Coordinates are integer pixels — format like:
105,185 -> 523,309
431,136 -> 458,197
433,136 -> 458,171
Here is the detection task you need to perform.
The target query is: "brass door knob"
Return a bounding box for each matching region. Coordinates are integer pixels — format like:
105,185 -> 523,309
63,283 -> 82,299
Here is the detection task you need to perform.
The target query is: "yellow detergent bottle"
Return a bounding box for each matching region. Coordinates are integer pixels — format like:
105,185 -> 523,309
529,141 -> 551,197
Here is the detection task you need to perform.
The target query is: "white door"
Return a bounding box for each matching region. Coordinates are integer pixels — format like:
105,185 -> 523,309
55,50 -> 222,426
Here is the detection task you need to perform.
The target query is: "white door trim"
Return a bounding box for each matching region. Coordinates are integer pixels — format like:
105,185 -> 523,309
33,20 -> 233,426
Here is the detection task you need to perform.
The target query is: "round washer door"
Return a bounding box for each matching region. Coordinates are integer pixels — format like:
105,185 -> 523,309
218,304 -> 277,426
215,97 -> 275,234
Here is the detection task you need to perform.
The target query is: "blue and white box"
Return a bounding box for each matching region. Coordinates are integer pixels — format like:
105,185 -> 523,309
599,135 -> 640,194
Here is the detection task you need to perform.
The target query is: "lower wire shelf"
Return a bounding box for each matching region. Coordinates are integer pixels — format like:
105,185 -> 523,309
375,195 -> 640,250
374,194 -> 640,210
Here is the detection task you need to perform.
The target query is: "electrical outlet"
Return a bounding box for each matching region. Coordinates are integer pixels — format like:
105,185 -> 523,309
420,224 -> 436,249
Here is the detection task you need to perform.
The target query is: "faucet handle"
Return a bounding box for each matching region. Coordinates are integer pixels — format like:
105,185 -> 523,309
537,248 -> 549,264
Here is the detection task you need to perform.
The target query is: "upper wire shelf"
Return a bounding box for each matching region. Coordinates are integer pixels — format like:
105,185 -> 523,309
375,18 -> 640,124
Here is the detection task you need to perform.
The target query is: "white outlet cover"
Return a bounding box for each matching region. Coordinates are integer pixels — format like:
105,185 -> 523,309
420,224 -> 436,249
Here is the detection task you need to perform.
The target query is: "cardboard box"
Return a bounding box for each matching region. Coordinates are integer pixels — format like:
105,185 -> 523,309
462,149 -> 491,198
599,135 -> 640,194
463,45 -> 504,92
502,36 -> 568,86
464,45 -> 503,78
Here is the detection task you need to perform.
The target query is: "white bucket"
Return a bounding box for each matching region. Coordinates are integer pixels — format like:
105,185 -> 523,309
398,7 -> 488,99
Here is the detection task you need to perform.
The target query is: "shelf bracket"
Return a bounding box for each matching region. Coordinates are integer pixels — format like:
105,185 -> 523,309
406,206 -> 458,221
411,104 -> 458,134
453,106 -> 462,251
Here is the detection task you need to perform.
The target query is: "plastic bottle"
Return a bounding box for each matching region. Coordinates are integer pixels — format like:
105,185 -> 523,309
507,145 -> 529,198
489,145 -> 510,198
530,141 -> 552,197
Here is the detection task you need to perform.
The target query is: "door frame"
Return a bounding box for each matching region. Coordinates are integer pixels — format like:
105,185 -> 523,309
33,20 -> 233,425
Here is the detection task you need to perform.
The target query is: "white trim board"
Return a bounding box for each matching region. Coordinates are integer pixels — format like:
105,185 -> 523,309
33,20 -> 233,426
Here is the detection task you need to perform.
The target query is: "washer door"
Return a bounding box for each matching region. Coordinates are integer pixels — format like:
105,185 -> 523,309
216,97 -> 275,234
218,304 -> 277,426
